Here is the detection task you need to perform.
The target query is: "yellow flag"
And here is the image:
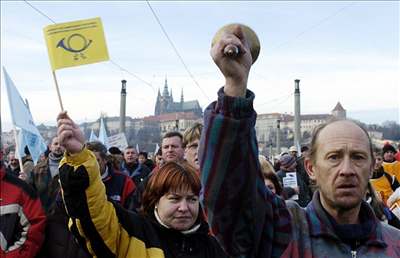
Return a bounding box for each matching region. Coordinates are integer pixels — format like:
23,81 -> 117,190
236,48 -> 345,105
44,17 -> 109,70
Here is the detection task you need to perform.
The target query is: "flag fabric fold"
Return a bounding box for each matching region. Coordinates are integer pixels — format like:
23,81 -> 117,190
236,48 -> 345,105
89,129 -> 98,142
98,117 -> 109,148
18,128 -> 47,165
3,67 -> 47,165
154,143 -> 160,155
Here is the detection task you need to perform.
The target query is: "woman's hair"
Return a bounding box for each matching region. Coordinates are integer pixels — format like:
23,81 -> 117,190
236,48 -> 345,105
182,122 -> 203,148
258,155 -> 282,195
141,161 -> 201,215
138,151 -> 148,159
259,155 -> 275,175
263,171 -> 283,196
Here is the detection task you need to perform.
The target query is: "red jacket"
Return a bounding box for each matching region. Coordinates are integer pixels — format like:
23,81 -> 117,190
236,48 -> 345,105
0,167 -> 46,258
395,151 -> 400,162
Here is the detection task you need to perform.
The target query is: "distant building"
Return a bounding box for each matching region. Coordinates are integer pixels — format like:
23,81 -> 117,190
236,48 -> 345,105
37,124 -> 57,141
2,131 -> 15,146
331,102 -> 346,120
255,102 -> 346,145
368,130 -> 383,140
154,78 -> 202,117
144,112 -> 201,136
84,116 -> 143,135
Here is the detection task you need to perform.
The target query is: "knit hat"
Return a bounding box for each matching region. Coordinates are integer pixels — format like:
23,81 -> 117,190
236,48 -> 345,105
279,154 -> 296,168
382,144 -> 396,155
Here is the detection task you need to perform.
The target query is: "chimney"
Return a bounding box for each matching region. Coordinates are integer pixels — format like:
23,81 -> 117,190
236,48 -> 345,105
276,119 -> 281,155
294,79 -> 301,148
120,80 -> 127,133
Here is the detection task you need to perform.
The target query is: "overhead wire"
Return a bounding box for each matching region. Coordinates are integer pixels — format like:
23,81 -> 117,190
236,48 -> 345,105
22,0 -> 155,92
256,92 -> 293,108
271,2 -> 356,50
253,3 -> 356,113
108,60 -> 155,92
255,93 -> 294,114
146,1 -> 210,101
23,1 -> 356,106
23,0 -> 57,24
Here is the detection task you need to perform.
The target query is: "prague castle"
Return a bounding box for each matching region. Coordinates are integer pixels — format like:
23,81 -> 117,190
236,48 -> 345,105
154,78 -> 202,117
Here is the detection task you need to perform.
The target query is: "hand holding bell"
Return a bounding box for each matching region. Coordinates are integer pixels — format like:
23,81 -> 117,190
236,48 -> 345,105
211,23 -> 260,64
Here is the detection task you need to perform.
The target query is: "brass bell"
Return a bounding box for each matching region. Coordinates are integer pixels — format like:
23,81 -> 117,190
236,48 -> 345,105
211,23 -> 260,64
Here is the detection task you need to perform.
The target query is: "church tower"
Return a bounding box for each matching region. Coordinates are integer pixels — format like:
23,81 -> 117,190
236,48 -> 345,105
332,102 -> 346,119
155,88 -> 162,115
161,77 -> 170,114
154,75 -> 202,116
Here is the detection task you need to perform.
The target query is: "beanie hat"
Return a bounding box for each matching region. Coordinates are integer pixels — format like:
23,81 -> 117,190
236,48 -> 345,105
279,154 -> 296,168
382,144 -> 396,155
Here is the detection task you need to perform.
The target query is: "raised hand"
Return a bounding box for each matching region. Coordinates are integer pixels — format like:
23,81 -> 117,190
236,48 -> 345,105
57,111 -> 85,154
211,24 -> 253,97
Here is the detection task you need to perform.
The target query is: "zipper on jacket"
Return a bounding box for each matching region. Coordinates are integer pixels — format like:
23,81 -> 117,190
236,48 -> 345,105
351,250 -> 357,258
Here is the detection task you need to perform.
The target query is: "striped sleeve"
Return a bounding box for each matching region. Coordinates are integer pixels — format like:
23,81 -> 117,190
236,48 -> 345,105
199,87 -> 292,258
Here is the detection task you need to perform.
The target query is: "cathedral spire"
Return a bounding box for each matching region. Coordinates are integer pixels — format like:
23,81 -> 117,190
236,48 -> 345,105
163,75 -> 169,97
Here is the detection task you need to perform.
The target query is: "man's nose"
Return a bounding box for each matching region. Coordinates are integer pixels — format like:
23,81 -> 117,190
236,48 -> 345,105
339,156 -> 355,176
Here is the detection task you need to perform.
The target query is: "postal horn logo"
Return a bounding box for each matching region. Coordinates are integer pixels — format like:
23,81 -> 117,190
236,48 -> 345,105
57,33 -> 92,60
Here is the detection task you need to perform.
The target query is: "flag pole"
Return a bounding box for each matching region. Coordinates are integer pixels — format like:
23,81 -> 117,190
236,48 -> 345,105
52,70 -> 64,111
12,127 -> 25,179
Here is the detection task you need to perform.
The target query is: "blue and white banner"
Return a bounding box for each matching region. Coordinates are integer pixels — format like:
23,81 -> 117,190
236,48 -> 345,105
3,67 -> 47,164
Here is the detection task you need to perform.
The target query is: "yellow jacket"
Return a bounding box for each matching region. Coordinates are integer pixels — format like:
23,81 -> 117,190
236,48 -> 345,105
59,148 -> 225,258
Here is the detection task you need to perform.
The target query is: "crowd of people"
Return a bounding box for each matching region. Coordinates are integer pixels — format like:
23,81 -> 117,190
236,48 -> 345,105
1,24 -> 400,257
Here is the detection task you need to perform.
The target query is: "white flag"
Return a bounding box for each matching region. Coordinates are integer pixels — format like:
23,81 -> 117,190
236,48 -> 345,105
89,129 -> 98,142
98,117 -> 109,148
3,67 -> 47,164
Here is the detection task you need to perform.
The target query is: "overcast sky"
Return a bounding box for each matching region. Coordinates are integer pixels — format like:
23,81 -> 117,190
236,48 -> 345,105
1,1 -> 399,131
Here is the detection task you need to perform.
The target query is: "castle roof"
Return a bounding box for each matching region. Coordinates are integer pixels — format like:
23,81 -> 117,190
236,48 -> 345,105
300,114 -> 331,120
257,113 -> 331,122
332,102 -> 345,112
182,100 -> 201,109
143,112 -> 200,122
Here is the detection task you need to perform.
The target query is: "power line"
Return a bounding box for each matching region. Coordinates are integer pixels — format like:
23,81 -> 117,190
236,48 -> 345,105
23,0 -> 56,24
146,1 -> 210,101
256,92 -> 293,108
109,60 -> 155,92
22,0 -> 155,92
271,2 -> 356,50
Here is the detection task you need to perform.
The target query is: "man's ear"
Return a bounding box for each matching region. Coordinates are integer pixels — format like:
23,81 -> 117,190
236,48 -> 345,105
304,158 -> 316,181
